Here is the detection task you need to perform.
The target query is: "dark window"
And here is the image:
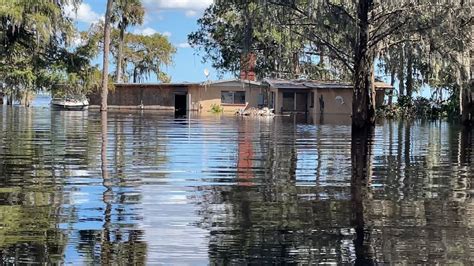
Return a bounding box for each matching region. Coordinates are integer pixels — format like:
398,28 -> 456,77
310,92 -> 314,108
258,93 -> 264,106
234,91 -> 245,104
221,91 -> 234,104
221,91 -> 246,104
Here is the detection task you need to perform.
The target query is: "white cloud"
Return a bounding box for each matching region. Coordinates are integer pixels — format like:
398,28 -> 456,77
134,27 -> 172,38
142,0 -> 212,17
134,27 -> 158,36
142,0 -> 213,10
65,3 -> 102,25
185,10 -> 198,17
177,42 -> 191,48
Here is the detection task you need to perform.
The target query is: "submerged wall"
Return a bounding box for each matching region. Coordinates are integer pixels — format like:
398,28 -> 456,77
89,84 -> 197,110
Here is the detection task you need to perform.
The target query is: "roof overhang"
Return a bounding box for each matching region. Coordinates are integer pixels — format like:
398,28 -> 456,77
114,82 -> 200,88
203,78 -> 262,87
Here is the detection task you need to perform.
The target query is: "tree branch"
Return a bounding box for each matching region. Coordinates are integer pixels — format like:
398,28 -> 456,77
292,29 -> 354,72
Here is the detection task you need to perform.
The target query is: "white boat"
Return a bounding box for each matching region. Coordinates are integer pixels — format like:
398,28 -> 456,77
51,97 -> 89,110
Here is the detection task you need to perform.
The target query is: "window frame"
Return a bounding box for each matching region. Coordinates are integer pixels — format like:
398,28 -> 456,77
221,91 -> 246,105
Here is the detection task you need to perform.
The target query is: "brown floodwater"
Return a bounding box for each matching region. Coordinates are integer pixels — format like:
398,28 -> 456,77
0,105 -> 472,264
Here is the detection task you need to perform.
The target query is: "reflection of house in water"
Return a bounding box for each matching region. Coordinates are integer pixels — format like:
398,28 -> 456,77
193,120 -> 474,264
237,120 -> 254,185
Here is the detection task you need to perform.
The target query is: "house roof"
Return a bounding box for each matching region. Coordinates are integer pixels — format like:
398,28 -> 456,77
263,78 -> 394,90
263,79 -> 308,89
114,82 -> 200,87
203,78 -> 262,87
113,79 -> 263,89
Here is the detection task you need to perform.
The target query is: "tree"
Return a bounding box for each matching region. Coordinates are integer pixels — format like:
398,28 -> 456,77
83,25 -> 175,84
193,0 -> 469,129
118,32 -> 176,83
101,0 -> 114,111
188,1 -> 343,80
0,0 -> 80,105
112,0 -> 145,83
270,0 -> 462,129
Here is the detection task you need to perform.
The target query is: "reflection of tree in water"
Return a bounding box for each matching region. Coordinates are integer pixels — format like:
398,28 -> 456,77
0,109 -> 88,263
195,118 -> 356,264
195,118 -> 474,264
351,127 -> 375,265
362,121 -> 474,264
74,112 -> 147,265
0,109 -> 150,264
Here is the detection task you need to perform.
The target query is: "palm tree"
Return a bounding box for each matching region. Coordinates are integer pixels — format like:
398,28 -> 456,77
101,0 -> 114,111
113,0 -> 145,83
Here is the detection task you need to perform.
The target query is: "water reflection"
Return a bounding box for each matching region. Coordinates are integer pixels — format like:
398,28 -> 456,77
351,127 -> 375,265
0,106 -> 472,264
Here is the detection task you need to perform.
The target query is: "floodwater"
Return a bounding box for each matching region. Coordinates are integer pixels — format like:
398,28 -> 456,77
0,103 -> 472,264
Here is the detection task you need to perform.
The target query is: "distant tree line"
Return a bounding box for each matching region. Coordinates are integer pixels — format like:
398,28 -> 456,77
0,0 -> 175,107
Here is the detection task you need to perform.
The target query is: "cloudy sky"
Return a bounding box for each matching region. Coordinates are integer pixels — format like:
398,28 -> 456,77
67,0 -> 229,83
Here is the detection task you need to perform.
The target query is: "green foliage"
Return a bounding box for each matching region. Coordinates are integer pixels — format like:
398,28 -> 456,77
377,95 -> 460,119
112,0 -> 144,27
112,31 -> 176,83
210,104 -> 224,113
112,0 -> 145,82
0,0 -> 82,105
192,0 -> 472,123
397,95 -> 413,109
0,0 -> 174,107
188,1 -> 344,80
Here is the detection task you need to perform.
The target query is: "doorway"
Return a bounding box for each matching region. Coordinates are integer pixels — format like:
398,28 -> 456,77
174,93 -> 187,116
282,92 -> 294,112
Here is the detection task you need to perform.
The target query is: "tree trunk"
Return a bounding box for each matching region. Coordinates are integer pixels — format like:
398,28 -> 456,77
460,45 -> 472,125
100,0 -> 114,112
405,45 -> 414,99
133,67 -> 138,83
352,0 -> 375,130
6,93 -> 12,105
389,69 -> 395,106
292,52 -> 300,78
319,47 -> 326,80
460,81 -> 473,125
116,25 -> 125,83
460,0 -> 473,126
398,46 -> 405,97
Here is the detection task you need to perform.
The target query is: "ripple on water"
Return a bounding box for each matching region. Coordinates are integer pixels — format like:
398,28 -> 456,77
0,107 -> 472,264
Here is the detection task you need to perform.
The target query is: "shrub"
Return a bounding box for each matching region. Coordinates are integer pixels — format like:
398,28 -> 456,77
210,104 -> 223,113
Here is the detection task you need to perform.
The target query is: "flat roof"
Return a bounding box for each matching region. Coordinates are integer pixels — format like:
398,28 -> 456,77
114,78 -> 263,88
204,78 -> 262,86
263,78 -> 394,90
114,79 -> 394,90
114,82 -> 200,87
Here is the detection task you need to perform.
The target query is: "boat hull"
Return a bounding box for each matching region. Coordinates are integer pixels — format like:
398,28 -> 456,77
51,99 -> 89,110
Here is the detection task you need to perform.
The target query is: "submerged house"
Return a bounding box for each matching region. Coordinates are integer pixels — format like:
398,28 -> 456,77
263,79 -> 393,115
89,78 -> 393,116
89,79 -> 266,114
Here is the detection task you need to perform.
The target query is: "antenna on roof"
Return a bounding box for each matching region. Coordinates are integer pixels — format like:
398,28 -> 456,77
204,68 -> 210,92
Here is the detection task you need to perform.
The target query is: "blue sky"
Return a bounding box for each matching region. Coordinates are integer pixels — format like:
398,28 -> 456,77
66,0 -> 432,98
67,0 -> 230,83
